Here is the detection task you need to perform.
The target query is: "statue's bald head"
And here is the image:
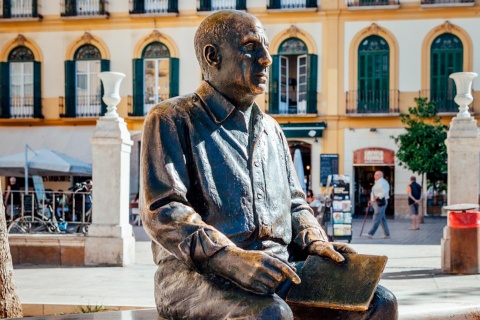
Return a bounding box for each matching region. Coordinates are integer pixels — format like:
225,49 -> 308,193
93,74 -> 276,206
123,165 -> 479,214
194,10 -> 259,79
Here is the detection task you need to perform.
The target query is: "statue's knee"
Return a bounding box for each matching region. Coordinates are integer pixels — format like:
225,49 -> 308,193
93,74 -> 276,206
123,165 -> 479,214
256,297 -> 293,320
374,285 -> 398,320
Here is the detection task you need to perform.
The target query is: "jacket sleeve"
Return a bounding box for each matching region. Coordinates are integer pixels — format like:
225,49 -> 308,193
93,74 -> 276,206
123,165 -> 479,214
140,105 -> 235,271
276,126 -> 329,252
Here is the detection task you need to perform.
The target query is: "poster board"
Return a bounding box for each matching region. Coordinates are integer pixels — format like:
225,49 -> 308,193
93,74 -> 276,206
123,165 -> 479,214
320,154 -> 339,186
32,175 -> 46,202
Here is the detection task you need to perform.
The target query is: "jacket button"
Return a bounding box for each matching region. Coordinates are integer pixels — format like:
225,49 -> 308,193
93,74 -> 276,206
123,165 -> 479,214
257,193 -> 263,199
254,161 -> 259,167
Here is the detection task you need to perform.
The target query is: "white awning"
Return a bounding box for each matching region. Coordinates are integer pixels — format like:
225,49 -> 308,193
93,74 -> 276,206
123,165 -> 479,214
0,126 -> 95,165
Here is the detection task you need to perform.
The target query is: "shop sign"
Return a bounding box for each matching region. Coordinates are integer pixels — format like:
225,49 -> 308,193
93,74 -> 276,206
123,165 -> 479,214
353,148 -> 394,165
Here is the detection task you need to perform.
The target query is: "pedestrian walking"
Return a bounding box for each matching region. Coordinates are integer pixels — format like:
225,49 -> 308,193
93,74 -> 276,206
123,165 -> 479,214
367,171 -> 391,239
407,176 -> 422,230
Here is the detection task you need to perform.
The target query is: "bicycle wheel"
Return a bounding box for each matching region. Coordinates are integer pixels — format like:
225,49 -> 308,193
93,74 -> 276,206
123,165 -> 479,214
8,216 -> 47,234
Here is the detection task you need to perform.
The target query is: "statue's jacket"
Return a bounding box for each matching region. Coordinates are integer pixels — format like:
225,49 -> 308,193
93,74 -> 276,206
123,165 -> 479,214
140,81 -> 328,272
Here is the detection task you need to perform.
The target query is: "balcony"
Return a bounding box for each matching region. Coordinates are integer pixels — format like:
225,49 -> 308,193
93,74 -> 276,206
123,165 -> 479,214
267,0 -> 317,10
0,0 -> 42,20
129,0 -> 178,15
197,0 -> 246,12
419,89 -> 475,114
75,94 -> 102,118
61,0 -> 109,18
420,0 -> 474,7
347,0 -> 400,10
9,96 -> 34,118
346,90 -> 399,115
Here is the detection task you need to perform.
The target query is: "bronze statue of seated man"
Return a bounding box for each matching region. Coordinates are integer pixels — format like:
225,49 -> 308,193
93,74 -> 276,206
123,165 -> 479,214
140,9 -> 398,320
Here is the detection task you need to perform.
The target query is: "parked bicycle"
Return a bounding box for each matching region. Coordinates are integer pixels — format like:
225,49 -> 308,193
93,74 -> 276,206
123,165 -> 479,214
7,181 -> 93,235
7,195 -> 60,234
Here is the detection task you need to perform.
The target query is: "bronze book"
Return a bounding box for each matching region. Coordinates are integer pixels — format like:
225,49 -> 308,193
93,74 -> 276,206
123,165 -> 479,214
286,253 -> 388,311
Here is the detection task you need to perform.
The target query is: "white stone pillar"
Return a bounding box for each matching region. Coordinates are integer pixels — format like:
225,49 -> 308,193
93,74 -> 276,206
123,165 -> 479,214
85,72 -> 135,266
442,72 -> 479,273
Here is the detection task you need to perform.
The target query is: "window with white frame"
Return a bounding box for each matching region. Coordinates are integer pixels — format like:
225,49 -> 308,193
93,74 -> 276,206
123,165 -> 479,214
269,38 -> 317,115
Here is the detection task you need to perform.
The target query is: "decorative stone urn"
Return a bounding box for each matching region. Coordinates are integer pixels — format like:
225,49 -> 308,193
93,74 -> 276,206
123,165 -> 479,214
98,72 -> 126,119
449,72 -> 478,119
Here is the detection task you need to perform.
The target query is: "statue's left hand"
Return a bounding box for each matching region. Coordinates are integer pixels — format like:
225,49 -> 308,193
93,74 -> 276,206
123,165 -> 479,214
307,241 -> 357,263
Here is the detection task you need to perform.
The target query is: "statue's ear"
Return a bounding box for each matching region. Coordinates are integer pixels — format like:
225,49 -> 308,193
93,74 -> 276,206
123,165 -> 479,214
204,44 -> 221,69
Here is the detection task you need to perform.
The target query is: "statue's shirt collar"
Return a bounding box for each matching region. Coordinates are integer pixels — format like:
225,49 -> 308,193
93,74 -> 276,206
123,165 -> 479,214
195,81 -> 261,124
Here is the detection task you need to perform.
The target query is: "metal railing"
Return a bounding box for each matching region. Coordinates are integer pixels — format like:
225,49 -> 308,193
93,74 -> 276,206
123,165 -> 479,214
61,0 -> 108,17
421,0 -> 474,4
197,0 -> 246,11
418,89 -> 475,114
129,0 -> 175,14
0,0 -> 41,18
347,0 -> 399,7
4,190 -> 92,234
346,89 -> 399,114
76,94 -> 102,117
9,96 -> 34,118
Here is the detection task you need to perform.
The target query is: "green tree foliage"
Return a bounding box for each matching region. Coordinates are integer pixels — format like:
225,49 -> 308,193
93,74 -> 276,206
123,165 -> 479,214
392,97 -> 448,181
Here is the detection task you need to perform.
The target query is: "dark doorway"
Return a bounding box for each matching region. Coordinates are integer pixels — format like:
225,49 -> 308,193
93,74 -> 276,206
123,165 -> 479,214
288,141 -> 311,192
353,165 -> 394,218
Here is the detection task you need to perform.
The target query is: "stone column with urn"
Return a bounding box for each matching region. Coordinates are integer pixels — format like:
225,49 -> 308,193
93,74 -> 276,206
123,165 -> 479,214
442,72 -> 480,274
84,72 -> 135,266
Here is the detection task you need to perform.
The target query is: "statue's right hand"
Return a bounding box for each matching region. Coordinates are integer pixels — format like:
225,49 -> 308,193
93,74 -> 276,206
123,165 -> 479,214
207,246 -> 300,295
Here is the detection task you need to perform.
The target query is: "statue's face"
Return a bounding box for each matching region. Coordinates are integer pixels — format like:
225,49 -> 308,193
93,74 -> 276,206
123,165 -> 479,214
215,16 -> 272,98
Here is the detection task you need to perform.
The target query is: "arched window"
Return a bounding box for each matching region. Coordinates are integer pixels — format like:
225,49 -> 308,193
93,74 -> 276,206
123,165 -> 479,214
430,33 -> 463,113
357,35 -> 390,113
132,41 -> 179,116
0,45 -> 41,119
64,44 -> 110,118
269,38 -> 317,115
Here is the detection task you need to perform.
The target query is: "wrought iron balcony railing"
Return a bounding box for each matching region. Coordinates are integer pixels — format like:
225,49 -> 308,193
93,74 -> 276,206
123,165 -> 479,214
61,0 -> 109,17
9,96 -> 34,118
0,0 -> 41,19
197,0 -> 246,11
76,94 -> 102,117
346,90 -> 399,114
418,89 -> 475,114
129,0 -> 178,14
268,0 -> 317,10
347,0 -> 399,8
421,0 -> 474,5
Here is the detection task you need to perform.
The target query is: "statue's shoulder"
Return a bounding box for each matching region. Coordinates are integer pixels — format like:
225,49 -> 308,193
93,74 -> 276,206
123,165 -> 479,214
147,93 -> 197,119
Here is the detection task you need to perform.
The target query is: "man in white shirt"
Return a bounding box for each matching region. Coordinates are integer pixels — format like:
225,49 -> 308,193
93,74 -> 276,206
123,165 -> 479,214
367,171 -> 391,239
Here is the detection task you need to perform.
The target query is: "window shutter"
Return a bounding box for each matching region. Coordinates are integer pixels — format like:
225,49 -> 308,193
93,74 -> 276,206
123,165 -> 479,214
3,0 -> 11,18
100,59 -> 110,116
236,0 -> 246,10
168,0 -> 177,12
33,61 -> 42,118
169,57 -> 179,98
306,0 -> 317,8
132,59 -> 144,116
64,60 -> 76,117
199,0 -> 211,11
269,0 -> 281,9
268,55 -> 279,114
32,0 -> 38,17
65,0 -> 76,16
132,0 -> 144,13
306,54 -> 318,114
0,62 -> 10,118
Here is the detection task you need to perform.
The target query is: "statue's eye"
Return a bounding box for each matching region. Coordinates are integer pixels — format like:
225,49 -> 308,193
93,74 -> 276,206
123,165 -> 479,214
245,43 -> 255,51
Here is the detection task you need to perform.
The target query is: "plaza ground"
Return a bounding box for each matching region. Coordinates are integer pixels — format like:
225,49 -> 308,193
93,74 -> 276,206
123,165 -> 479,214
10,216 -> 480,319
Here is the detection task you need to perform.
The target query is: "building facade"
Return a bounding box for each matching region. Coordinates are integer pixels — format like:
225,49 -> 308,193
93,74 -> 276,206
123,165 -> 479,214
0,0 -> 479,217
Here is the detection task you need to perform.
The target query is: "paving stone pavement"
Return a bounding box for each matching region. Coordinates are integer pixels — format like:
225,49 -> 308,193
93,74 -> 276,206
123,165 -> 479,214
11,215 -> 480,320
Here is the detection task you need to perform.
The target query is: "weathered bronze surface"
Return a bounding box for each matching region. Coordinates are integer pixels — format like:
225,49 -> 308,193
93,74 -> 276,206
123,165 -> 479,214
140,9 -> 398,319
286,254 -> 387,311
